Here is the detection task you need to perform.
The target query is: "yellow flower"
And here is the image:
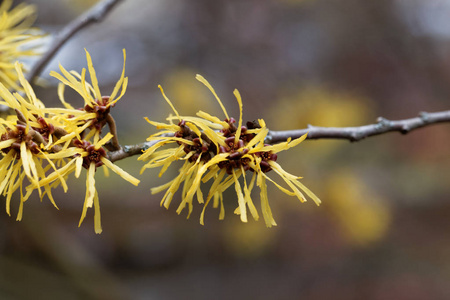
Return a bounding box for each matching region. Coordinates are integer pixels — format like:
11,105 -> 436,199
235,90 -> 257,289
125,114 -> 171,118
50,49 -> 128,134
140,75 -> 321,227
37,132 -> 140,234
0,0 -> 42,90
0,61 -> 88,149
34,48 -> 138,233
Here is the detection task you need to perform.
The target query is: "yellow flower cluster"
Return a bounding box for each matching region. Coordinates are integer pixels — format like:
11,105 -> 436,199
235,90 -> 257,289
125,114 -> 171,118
139,75 -> 321,227
0,2 -> 322,234
0,49 -> 320,231
0,0 -> 42,90
0,50 -> 139,234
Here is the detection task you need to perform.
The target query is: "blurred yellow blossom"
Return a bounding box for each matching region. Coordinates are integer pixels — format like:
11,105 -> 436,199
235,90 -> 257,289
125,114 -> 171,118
0,0 -> 42,90
272,85 -> 373,128
271,85 -> 374,157
325,169 -> 391,246
162,68 -> 215,116
140,75 -> 321,227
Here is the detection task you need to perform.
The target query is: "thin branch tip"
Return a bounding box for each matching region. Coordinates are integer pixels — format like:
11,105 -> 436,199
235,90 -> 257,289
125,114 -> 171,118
26,0 -> 123,84
268,109 -> 450,144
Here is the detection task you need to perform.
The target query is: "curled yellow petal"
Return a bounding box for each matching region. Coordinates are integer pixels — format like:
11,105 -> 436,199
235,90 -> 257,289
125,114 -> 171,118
86,162 -> 96,208
196,74 -> 229,120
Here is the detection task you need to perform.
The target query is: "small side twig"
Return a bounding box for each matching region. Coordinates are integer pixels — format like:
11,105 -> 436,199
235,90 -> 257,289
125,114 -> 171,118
26,0 -> 124,84
105,114 -> 121,151
106,110 -> 450,163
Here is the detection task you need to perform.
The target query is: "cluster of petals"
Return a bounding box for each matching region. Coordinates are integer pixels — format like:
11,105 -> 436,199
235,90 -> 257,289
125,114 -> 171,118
0,1 -> 322,233
0,50 -> 139,233
0,44 -> 320,232
139,75 -> 321,227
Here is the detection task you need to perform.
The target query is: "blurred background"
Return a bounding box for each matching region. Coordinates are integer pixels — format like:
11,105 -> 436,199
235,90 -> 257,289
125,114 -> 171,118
2,0 -> 450,299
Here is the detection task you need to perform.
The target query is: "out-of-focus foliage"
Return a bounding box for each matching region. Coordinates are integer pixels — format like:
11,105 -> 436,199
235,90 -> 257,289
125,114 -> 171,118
161,69 -> 215,116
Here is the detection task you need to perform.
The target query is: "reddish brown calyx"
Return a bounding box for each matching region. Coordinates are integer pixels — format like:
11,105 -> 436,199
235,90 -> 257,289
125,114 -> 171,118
218,124 -> 253,174
34,117 -> 55,141
1,124 -> 39,157
174,120 -> 217,163
218,120 -> 276,174
221,117 -> 237,137
74,139 -> 107,169
254,149 -> 277,173
84,96 -> 113,131
218,147 -> 251,174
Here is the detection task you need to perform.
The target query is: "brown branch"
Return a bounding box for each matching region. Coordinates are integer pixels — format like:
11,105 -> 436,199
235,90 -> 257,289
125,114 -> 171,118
107,110 -> 450,163
26,0 -> 124,84
267,110 -> 450,143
